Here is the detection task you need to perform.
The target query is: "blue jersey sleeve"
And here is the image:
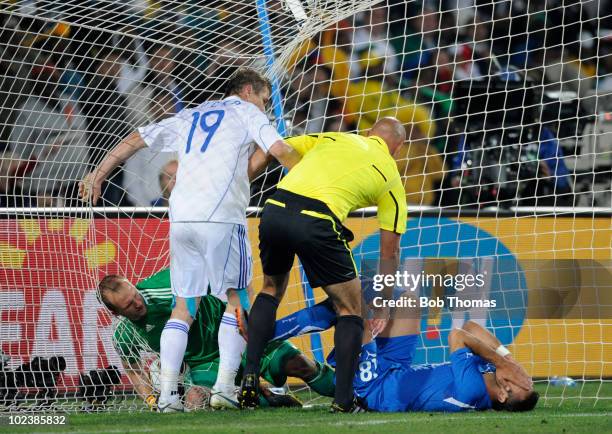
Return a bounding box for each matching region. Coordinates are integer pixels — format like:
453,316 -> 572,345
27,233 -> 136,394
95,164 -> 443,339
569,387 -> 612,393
449,348 -> 492,410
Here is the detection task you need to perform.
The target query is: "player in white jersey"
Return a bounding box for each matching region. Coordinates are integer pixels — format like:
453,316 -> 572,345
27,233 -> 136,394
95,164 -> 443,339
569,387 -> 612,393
79,68 -> 301,411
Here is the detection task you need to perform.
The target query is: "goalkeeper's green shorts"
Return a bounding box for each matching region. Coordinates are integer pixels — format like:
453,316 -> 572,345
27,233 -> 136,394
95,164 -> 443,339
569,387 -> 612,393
184,340 -> 301,389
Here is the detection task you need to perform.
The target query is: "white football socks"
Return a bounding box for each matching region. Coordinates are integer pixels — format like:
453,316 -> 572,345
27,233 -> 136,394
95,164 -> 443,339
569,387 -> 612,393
159,319 -> 190,403
214,312 -> 246,390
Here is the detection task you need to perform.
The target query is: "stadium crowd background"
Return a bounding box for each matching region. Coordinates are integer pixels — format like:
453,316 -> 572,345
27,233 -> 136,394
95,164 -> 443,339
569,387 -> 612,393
0,0 -> 611,210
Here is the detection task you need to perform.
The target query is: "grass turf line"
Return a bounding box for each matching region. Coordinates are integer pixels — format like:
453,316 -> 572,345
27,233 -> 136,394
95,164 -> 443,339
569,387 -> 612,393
1,383 -> 610,434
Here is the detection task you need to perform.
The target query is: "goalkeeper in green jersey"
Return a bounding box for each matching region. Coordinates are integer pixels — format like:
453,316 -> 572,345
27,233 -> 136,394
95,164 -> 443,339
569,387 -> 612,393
99,269 -> 335,410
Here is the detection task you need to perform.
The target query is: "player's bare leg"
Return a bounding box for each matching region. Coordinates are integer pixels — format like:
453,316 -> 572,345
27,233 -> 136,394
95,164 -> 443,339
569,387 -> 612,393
377,290 -> 421,339
210,288 -> 247,409
240,273 -> 290,408
322,278 -> 365,412
158,296 -> 198,413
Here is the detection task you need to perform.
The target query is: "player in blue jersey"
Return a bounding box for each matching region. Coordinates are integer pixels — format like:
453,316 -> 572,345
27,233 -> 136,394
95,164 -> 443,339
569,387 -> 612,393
277,294 -> 537,413
351,317 -> 537,412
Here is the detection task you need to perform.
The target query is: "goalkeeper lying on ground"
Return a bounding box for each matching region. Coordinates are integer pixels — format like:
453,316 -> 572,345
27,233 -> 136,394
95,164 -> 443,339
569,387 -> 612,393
98,269 -> 335,410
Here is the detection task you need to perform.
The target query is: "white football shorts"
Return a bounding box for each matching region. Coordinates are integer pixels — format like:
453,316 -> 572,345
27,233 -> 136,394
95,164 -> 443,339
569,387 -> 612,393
169,222 -> 252,301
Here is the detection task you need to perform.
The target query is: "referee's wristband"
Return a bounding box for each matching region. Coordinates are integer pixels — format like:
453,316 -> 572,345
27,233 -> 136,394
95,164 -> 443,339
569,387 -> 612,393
495,345 -> 511,357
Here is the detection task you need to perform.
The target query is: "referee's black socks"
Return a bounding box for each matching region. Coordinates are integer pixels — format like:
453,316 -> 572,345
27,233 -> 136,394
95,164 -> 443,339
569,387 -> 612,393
333,314 -> 364,409
244,293 -> 279,376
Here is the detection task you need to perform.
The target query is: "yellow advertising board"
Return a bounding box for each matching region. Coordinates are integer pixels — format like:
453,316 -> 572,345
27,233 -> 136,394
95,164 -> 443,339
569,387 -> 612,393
247,215 -> 612,378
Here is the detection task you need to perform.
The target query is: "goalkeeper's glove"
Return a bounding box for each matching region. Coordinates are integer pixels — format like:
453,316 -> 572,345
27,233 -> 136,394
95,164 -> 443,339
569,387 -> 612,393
145,394 -> 158,411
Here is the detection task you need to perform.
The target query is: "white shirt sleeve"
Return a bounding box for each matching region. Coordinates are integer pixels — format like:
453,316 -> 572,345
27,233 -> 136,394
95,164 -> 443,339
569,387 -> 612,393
137,110 -> 192,153
244,104 -> 282,152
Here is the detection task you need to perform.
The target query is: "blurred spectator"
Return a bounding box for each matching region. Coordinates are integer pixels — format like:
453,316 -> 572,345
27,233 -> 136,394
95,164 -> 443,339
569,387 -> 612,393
121,43 -> 183,129
64,3 -> 148,84
4,14 -> 84,103
112,29 -> 149,95
0,14 -> 31,153
492,2 -> 547,70
192,35 -> 258,103
318,27 -> 435,139
596,34 -> 612,92
141,3 -> 222,104
445,0 -> 476,28
545,0 -> 598,59
393,5 -> 440,84
416,48 -> 453,93
121,43 -> 184,206
524,2 -> 600,101
123,86 -> 179,206
30,36 -> 85,103
414,49 -> 453,152
449,126 -> 572,206
540,32 -> 597,100
394,139 -> 445,206
286,66 -> 332,134
79,48 -> 134,205
2,66 -> 89,206
351,7 -> 399,79
144,43 -> 185,115
151,160 -> 178,207
450,11 -> 494,81
519,127 -> 573,206
180,1 -> 222,52
8,10 -> 71,50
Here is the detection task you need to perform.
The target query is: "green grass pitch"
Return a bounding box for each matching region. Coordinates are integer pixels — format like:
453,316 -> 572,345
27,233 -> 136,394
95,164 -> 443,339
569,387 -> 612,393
2,383 -> 610,434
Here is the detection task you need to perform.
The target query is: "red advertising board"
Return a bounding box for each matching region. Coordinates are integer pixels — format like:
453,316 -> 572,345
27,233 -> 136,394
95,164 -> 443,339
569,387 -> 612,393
0,217 -> 170,388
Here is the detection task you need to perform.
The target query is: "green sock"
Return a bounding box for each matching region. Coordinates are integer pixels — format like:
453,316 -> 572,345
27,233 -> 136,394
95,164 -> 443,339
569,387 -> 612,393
306,361 -> 335,398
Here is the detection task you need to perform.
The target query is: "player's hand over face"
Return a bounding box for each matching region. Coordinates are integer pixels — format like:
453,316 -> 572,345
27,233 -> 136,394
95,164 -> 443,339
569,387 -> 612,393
507,355 -> 531,386
78,172 -> 103,205
495,357 -> 533,392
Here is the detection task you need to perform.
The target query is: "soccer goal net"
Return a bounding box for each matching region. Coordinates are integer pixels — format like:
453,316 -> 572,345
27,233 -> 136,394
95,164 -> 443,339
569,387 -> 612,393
0,0 -> 610,413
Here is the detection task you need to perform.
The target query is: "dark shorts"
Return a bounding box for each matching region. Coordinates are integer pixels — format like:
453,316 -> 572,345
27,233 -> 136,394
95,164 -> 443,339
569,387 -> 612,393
259,189 -> 358,288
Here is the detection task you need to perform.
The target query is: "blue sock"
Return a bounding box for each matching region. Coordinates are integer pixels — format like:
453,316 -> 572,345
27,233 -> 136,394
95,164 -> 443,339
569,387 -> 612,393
273,298 -> 336,341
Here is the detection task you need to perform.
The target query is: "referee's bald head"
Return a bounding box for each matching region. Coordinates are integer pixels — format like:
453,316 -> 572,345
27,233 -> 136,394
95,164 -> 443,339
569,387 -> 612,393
369,117 -> 406,155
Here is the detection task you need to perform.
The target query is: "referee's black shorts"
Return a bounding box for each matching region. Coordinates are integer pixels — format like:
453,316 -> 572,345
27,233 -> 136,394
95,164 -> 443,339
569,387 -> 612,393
259,189 -> 357,288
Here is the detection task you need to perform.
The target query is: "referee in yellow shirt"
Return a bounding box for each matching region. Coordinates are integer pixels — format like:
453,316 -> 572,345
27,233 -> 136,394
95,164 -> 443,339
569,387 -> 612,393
240,117 -> 407,413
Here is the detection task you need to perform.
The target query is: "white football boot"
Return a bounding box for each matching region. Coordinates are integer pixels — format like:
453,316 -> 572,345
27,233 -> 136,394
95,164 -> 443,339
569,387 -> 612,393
210,384 -> 240,410
157,394 -> 184,413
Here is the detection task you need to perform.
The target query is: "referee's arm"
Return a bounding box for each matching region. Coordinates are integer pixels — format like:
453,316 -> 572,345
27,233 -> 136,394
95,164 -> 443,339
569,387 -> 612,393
377,178 -> 407,285
369,178 -> 406,332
